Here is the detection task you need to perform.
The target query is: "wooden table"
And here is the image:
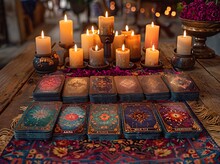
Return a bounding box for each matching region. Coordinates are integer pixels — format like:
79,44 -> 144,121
0,42 -> 220,148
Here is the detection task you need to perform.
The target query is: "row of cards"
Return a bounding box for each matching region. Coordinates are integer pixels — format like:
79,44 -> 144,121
14,102 -> 202,140
33,74 -> 199,103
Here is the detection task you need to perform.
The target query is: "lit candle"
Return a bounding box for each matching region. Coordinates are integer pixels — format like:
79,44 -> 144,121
89,45 -> 104,66
145,22 -> 160,49
112,31 -> 125,60
98,11 -> 114,35
177,30 -> 192,55
59,14 -> 73,45
145,45 -> 159,66
93,29 -> 103,48
121,25 -> 132,37
81,29 -> 94,60
35,30 -> 51,55
69,44 -> 83,68
116,44 -> 130,68
125,30 -> 141,61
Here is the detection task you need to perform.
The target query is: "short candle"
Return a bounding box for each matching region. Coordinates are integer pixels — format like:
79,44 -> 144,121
145,44 -> 159,66
112,31 -> 125,59
35,30 -> 51,55
89,45 -> 104,66
69,44 -> 83,68
98,11 -> 114,35
116,44 -> 130,68
177,30 -> 192,55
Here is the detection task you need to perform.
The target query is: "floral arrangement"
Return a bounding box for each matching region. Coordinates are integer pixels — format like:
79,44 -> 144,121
179,0 -> 220,21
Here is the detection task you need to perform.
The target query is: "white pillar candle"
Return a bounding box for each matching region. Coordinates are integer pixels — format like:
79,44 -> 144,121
145,45 -> 159,66
116,44 -> 130,68
81,29 -> 94,60
125,31 -> 141,60
145,22 -> 160,49
69,44 -> 83,68
121,25 -> 132,37
177,30 -> 192,55
59,14 -> 73,45
98,11 -> 114,35
89,45 -> 104,66
112,31 -> 125,60
35,31 -> 51,55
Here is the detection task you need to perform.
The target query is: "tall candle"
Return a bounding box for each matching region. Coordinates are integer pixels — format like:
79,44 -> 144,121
89,45 -> 104,66
93,29 -> 103,48
69,44 -> 83,68
145,22 -> 160,49
145,45 -> 159,66
81,29 -> 94,60
98,11 -> 114,35
125,31 -> 141,61
112,31 -> 125,60
35,30 -> 51,55
121,25 -> 132,37
177,30 -> 192,55
116,44 -> 130,68
59,14 -> 73,45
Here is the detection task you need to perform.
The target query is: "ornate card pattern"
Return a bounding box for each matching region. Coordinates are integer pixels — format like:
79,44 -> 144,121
88,104 -> 120,135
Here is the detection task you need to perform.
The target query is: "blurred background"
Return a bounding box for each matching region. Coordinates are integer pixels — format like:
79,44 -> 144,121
0,0 -> 219,69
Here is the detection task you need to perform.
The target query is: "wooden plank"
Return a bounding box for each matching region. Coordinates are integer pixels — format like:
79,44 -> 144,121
0,42 -> 35,114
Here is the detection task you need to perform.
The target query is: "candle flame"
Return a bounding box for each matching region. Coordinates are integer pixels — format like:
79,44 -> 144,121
86,29 -> 89,35
183,30 -> 186,37
115,31 -> 118,36
152,44 -> 155,51
95,45 -> 98,51
105,11 -> 108,17
91,26 -> 94,34
131,30 -> 134,36
125,25 -> 129,31
64,14 -> 67,21
41,31 -> 44,38
122,44 -> 125,51
74,44 -> 77,52
151,22 -> 154,27
98,29 -> 100,34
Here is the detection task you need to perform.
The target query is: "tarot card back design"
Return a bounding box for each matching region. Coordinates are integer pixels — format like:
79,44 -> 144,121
89,76 -> 117,103
53,104 -> 88,140
33,74 -> 65,101
14,102 -> 62,139
162,74 -> 199,101
121,103 -> 162,139
88,104 -> 121,140
114,76 -> 144,101
62,77 -> 89,103
138,75 -> 170,100
155,102 -> 202,138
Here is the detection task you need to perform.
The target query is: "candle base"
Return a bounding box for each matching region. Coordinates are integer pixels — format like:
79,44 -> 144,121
33,52 -> 59,74
99,34 -> 115,63
171,49 -> 195,70
59,42 -> 75,64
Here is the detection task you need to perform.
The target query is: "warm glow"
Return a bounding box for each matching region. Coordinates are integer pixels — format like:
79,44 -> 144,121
140,8 -> 145,13
41,31 -> 44,38
74,44 -> 77,52
171,11 -> 176,17
122,44 -> 125,51
152,44 -> 155,51
131,6 -> 136,12
155,12 -> 160,18
151,22 -> 154,27
86,29 -> 89,35
166,6 -> 171,11
131,30 -> 134,36
95,45 -> 98,51
91,26 -> 94,34
64,14 -> 67,21
115,31 -> 118,36
105,11 -> 108,17
183,30 -> 186,37
98,29 -> 100,34
125,25 -> 129,31
164,10 -> 169,16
